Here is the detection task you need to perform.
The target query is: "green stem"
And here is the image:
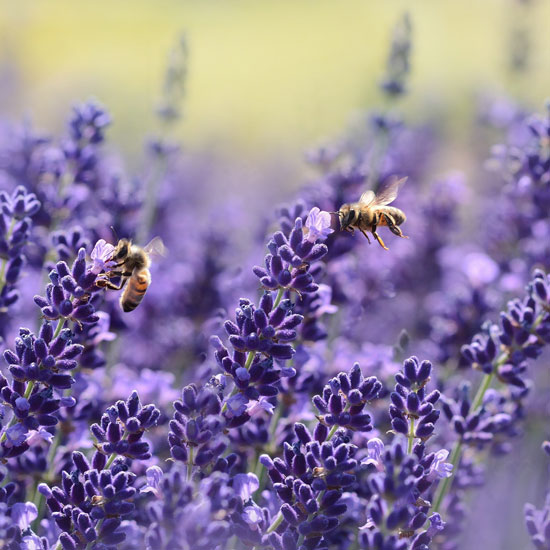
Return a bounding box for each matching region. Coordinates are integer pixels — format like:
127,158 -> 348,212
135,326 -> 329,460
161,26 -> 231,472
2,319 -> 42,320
431,372 -> 494,515
244,351 -> 255,369
266,510 -> 284,534
187,446 -> 194,481
471,371 -> 495,411
105,451 -> 118,470
407,417 -> 415,454
24,381 -> 36,399
326,424 -> 338,441
273,288 -> 285,309
32,428 -> 62,528
430,438 -> 463,516
53,319 -> 65,339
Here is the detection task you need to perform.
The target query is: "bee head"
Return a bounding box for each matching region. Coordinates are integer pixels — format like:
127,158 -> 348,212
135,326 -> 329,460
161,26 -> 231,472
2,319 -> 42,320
113,238 -> 131,260
338,206 -> 355,229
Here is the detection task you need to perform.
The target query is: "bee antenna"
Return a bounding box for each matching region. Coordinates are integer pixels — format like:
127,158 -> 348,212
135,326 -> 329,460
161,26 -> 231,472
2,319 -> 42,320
110,226 -> 119,241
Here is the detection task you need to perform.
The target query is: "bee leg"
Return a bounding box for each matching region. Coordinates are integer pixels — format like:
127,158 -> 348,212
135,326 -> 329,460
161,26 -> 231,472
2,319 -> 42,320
359,228 -> 371,244
371,226 -> 389,250
96,280 -> 124,290
383,213 -> 408,238
102,268 -> 127,279
96,277 -> 128,291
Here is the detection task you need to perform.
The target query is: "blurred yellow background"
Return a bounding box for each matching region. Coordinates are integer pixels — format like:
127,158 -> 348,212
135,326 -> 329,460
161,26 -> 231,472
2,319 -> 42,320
0,0 -> 549,161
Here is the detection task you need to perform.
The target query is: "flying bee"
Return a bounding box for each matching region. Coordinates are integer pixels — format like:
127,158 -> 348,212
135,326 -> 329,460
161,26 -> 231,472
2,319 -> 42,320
97,237 -> 166,312
337,176 -> 408,250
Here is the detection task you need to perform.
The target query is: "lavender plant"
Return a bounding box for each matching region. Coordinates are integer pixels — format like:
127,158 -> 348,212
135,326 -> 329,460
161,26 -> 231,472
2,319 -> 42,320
0,12 -> 549,550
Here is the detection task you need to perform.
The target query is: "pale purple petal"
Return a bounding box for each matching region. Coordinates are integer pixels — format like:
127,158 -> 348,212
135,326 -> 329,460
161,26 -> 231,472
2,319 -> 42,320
305,207 -> 334,242
146,465 -> 164,489
11,502 -> 38,530
361,437 -> 385,471
27,427 -> 54,447
246,397 -> 275,417
241,504 -> 263,530
21,535 -> 44,550
233,473 -> 259,501
225,393 -> 248,418
6,424 -> 27,446
90,239 -> 116,274
428,449 -> 453,480
426,513 -> 446,538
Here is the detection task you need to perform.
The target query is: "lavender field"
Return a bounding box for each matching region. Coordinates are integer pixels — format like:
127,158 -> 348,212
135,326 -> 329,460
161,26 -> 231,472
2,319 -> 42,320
1,3 -> 550,550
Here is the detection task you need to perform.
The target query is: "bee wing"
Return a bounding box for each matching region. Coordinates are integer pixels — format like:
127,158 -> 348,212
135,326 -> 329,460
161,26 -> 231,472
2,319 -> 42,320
143,236 -> 168,260
359,190 -> 376,205
372,176 -> 407,206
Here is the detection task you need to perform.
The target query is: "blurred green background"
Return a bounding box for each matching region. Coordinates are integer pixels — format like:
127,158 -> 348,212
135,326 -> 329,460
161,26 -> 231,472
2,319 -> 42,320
0,0 -> 549,163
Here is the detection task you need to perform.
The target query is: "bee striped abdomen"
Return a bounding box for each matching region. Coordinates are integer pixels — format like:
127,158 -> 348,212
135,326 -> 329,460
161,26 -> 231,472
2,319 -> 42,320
376,206 -> 406,226
120,268 -> 151,312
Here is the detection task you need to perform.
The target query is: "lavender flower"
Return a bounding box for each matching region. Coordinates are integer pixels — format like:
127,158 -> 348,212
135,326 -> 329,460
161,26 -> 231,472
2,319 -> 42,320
253,215 -> 328,297
0,186 -> 41,339
40,453 -> 137,549
304,207 -> 334,243
33,249 -> 102,326
143,468 -> 238,550
380,13 -> 412,97
90,390 -> 160,465
389,357 -> 441,448
0,323 -> 80,458
168,383 -> 227,473
89,239 -> 116,275
312,363 -> 382,433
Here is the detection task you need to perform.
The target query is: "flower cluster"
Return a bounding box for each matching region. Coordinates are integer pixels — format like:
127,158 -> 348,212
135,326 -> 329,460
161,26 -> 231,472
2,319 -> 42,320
389,357 -> 441,443
34,248 -> 105,326
40,452 -> 137,549
91,390 -> 160,463
379,13 -> 412,97
0,186 -> 41,339
0,323 -> 79,458
312,363 -> 382,432
143,467 -> 240,550
253,215 -> 331,298
260,424 -> 357,550
168,383 -> 227,472
460,268 -> 550,388
358,440 -> 447,549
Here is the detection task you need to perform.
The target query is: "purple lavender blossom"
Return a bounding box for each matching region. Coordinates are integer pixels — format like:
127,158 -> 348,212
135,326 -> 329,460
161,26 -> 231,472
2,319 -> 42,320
304,207 -> 334,243
0,186 -> 41,340
89,239 -> 116,274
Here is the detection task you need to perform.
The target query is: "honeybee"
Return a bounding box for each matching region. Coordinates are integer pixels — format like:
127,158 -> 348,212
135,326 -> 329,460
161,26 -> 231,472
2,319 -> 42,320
337,176 -> 408,250
98,237 -> 166,312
